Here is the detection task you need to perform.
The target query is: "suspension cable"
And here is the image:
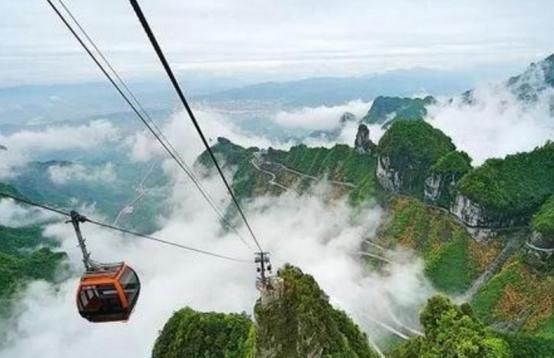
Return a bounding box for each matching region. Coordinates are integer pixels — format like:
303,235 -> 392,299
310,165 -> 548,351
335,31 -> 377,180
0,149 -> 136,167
129,0 -> 264,253
47,0 -> 255,252
0,192 -> 250,263
55,0 -> 254,253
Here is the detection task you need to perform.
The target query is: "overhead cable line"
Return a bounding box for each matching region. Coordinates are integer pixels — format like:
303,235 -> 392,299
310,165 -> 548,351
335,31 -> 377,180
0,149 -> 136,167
0,192 -> 250,263
129,0 -> 264,253
47,0 -> 255,252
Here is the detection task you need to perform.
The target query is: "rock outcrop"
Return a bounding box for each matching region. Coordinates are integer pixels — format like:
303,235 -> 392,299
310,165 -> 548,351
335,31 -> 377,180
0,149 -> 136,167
254,265 -> 379,358
376,121 -> 456,198
340,111 -> 357,124
376,154 -> 402,192
152,265 -> 379,358
524,231 -> 554,270
525,196 -> 554,269
449,195 -> 524,241
354,124 -> 375,154
424,151 -> 472,207
507,53 -> 554,102
453,142 -> 554,237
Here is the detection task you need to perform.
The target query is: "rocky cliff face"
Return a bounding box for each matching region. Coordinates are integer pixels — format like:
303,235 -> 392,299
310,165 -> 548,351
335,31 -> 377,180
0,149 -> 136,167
423,174 -> 444,202
376,155 -> 401,192
424,151 -> 472,207
354,124 -> 376,154
376,121 -> 456,198
507,53 -> 554,102
449,195 -> 526,241
526,196 -> 554,269
524,231 -> 554,270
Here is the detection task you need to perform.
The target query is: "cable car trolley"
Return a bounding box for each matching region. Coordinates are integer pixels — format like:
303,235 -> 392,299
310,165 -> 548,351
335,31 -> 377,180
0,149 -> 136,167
69,211 -> 141,323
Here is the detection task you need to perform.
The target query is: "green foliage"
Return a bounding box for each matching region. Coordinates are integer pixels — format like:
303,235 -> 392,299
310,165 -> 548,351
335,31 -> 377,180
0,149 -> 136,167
267,144 -> 383,203
380,197 -> 483,294
198,137 -> 258,168
501,333 -> 554,358
378,121 -> 456,197
391,296 -> 512,358
532,195 -> 554,236
362,96 -> 435,126
255,265 -> 379,357
197,137 -> 264,202
424,231 -> 478,293
470,256 -> 554,333
152,307 -> 254,358
431,150 -> 472,175
198,137 -> 383,204
457,141 -> 554,218
470,261 -> 521,323
0,184 -> 66,312
536,315 -> 554,339
428,150 -> 472,207
0,225 -> 66,303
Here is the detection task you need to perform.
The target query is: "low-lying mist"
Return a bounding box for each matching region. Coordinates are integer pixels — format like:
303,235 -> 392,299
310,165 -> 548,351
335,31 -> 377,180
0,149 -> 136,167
428,82 -> 554,165
1,167 -> 433,357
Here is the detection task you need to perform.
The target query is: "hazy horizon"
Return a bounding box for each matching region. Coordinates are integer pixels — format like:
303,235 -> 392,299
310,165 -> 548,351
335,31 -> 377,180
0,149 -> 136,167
2,0 -> 553,87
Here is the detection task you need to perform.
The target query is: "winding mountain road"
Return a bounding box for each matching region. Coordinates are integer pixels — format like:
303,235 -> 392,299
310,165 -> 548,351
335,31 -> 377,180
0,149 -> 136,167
249,158 -> 289,191
249,156 -> 357,191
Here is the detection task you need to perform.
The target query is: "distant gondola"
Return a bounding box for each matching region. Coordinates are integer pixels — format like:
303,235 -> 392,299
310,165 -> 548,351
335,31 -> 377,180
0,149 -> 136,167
76,262 -> 140,323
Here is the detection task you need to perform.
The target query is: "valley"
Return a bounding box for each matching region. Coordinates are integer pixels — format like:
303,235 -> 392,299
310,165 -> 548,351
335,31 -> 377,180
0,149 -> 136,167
1,52 -> 554,357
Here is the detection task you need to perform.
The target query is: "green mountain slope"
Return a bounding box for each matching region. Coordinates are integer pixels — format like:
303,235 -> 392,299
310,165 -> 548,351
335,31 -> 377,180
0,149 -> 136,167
0,183 -> 67,316
457,141 -> 554,219
392,296 -> 512,357
266,144 -> 382,203
531,195 -> 554,238
362,96 -> 435,128
255,265 -> 379,358
190,113 -> 554,355
377,121 -> 456,198
152,265 -> 378,357
199,137 -> 383,204
376,197 -> 501,294
152,307 -> 255,358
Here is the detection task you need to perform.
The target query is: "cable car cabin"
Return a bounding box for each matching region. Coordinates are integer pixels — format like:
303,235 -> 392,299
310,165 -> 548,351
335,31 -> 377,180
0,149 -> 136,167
76,263 -> 140,323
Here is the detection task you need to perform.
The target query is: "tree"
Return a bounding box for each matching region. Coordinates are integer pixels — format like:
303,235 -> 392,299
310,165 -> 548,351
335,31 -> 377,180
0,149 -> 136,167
391,296 -> 512,358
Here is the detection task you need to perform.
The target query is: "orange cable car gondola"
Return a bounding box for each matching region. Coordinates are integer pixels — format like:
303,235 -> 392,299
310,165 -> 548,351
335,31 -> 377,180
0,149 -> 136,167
70,211 -> 141,323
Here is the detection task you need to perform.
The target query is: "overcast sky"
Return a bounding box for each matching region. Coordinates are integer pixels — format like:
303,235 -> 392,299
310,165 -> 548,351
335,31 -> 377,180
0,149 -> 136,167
1,0 -> 553,86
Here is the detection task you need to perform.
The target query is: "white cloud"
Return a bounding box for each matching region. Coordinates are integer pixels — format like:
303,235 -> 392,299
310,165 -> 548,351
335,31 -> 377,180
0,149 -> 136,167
272,100 -> 370,130
0,199 -> 58,228
1,175 -> 433,357
427,81 -> 554,165
0,120 -> 120,178
1,0 -> 553,85
128,107 -> 293,165
48,163 -> 117,185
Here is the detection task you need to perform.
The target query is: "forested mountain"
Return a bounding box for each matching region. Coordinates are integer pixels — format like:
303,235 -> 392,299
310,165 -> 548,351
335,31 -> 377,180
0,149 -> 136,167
178,115 -> 554,356
3,54 -> 554,358
152,265 -> 380,358
0,184 -> 67,317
